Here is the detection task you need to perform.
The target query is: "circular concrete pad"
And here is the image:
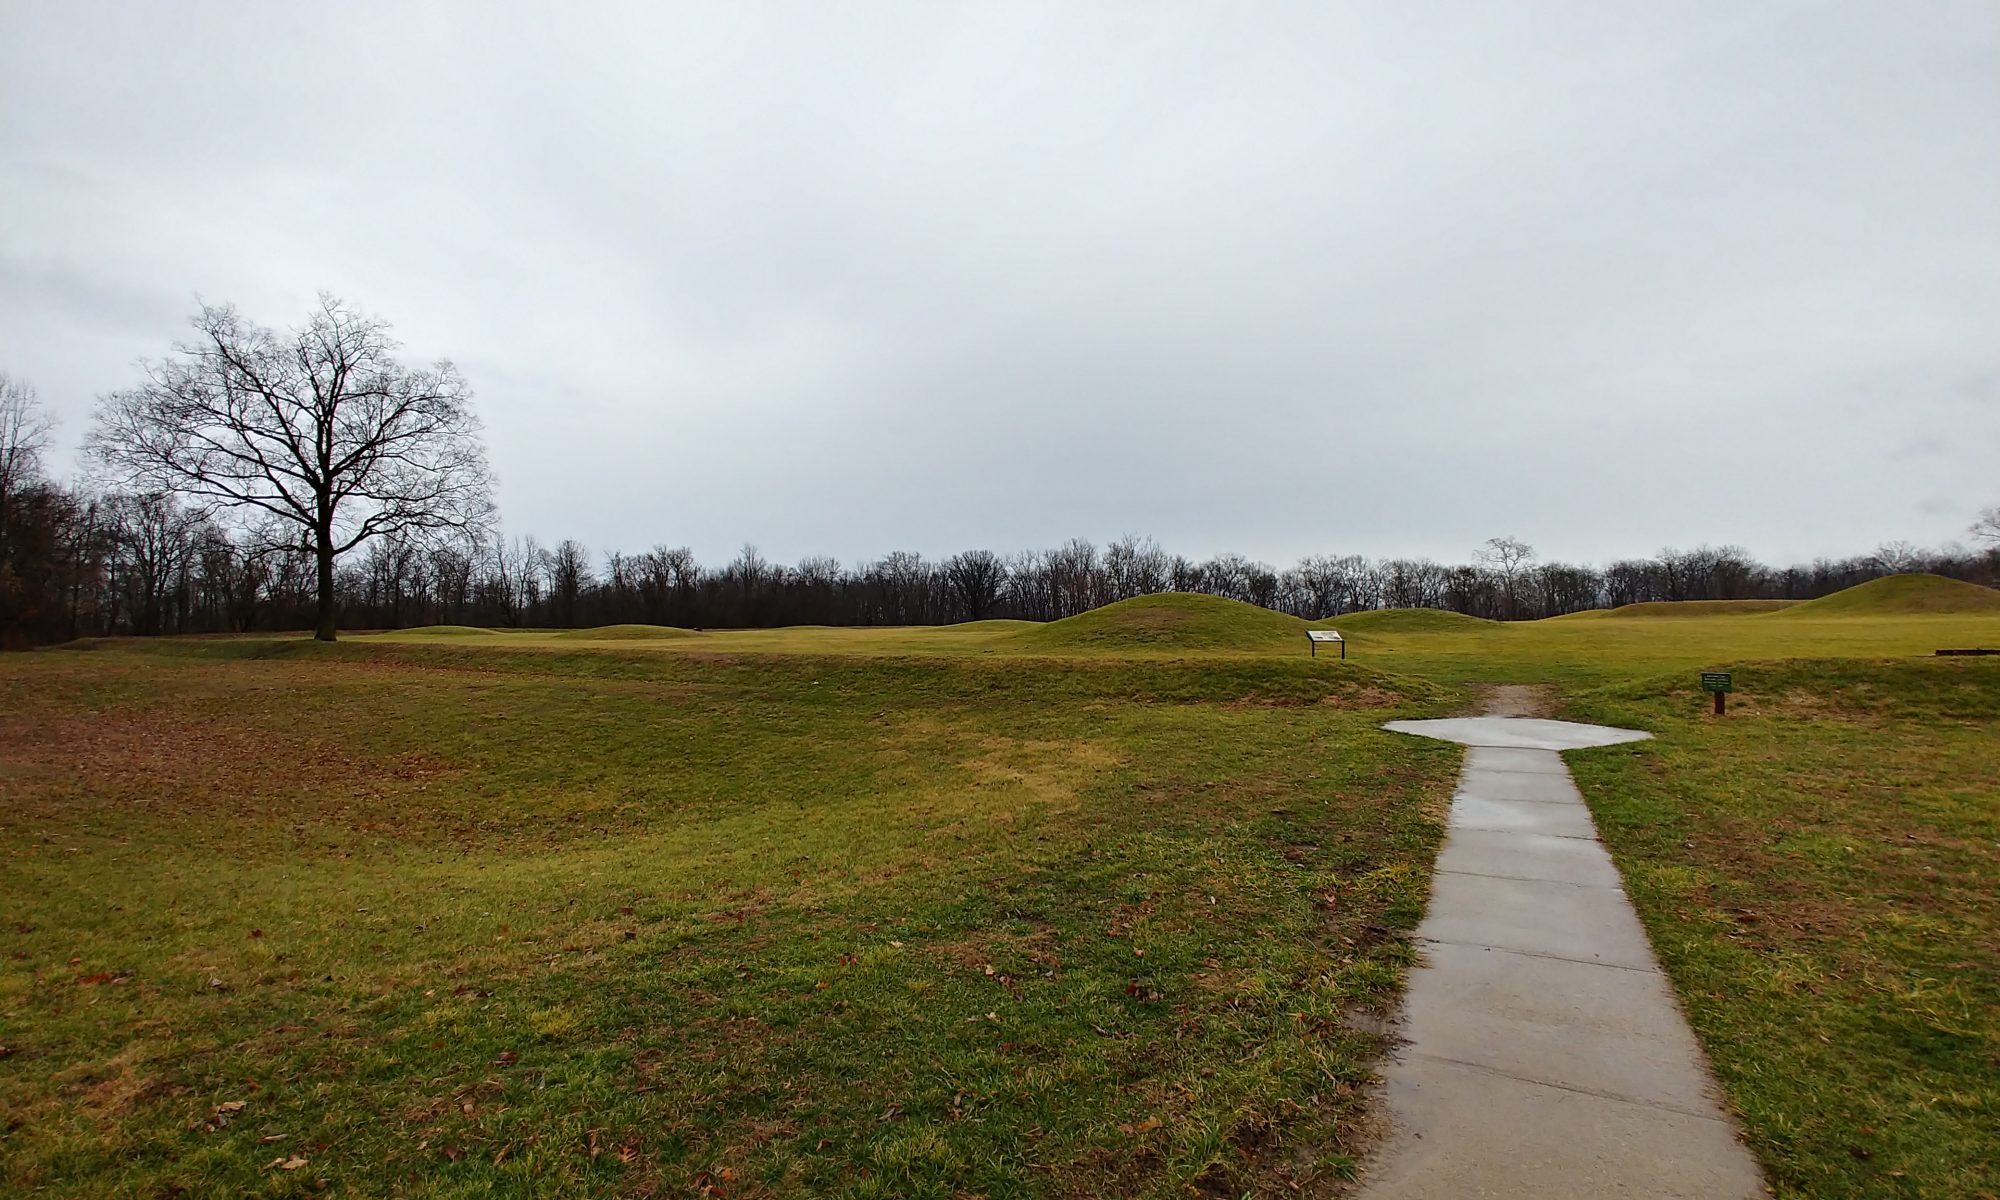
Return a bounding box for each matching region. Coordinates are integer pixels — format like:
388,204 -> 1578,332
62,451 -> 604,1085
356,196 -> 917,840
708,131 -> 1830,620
1382,715 -> 1650,750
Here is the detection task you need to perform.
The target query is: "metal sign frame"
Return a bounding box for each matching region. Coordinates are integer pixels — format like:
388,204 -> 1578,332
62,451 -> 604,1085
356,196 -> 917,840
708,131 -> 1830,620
1307,630 -> 1345,659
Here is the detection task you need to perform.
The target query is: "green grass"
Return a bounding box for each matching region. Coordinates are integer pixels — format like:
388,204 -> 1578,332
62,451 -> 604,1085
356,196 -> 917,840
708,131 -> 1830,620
1558,598 -> 1801,618
1320,608 -> 1498,633
349,583 -> 2000,685
1560,659 -> 1998,1199
1341,611 -> 2000,685
0,641 -> 1457,1198
9,579 -> 2000,1197
1005,594 -> 1309,654
1773,573 -> 2000,617
551,624 -> 702,641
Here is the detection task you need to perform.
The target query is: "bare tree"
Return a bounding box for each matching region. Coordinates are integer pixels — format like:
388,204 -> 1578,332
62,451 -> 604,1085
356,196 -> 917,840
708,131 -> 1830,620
429,541 -> 476,623
106,493 -> 209,636
1103,534 -> 1167,601
944,549 -> 1006,620
1477,536 -> 1536,619
88,295 -> 492,640
1971,507 -> 2000,546
1379,557 -> 1448,610
0,373 -> 56,561
544,538 -> 592,626
1870,540 -> 1925,575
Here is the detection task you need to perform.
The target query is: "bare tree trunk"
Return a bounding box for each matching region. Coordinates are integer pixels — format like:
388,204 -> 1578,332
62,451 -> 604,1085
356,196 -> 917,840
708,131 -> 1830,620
315,531 -> 337,641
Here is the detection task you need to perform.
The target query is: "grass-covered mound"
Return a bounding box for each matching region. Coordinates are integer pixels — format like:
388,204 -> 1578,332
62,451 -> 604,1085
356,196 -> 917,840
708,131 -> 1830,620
1325,607 -> 1499,633
384,624 -> 494,637
1007,592 -> 1309,653
551,624 -> 701,641
932,619 -> 1039,633
1776,573 -> 2000,617
1561,599 -> 1801,619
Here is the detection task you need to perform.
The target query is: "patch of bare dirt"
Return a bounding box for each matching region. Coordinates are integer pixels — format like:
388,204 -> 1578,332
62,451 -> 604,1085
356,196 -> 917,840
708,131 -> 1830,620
1473,684 -> 1556,717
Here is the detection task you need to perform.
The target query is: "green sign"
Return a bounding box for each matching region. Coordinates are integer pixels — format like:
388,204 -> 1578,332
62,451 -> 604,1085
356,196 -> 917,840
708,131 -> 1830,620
1701,672 -> 1734,694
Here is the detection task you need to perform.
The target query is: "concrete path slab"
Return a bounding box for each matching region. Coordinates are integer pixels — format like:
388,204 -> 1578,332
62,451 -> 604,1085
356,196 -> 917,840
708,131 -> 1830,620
1434,828 -> 1622,888
1449,794 -> 1600,838
1457,770 -> 1584,804
1357,715 -> 1763,1198
1462,745 -> 1570,776
1384,716 -> 1653,751
1363,1058 -> 1762,1200
1420,870 -> 1660,970
1398,942 -> 1724,1115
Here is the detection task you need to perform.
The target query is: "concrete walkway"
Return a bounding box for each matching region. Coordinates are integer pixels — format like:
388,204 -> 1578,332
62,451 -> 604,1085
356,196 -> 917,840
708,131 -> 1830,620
1356,715 -> 1764,1199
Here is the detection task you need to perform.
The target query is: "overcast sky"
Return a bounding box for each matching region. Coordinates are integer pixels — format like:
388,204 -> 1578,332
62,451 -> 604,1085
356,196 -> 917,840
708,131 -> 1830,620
3,2 -> 1995,569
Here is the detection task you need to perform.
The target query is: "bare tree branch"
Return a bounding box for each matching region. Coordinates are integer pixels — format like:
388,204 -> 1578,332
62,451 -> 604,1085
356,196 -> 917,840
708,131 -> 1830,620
87,295 -> 494,640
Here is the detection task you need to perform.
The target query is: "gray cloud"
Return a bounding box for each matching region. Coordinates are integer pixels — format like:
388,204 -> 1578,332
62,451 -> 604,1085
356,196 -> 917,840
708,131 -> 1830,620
4,0 -> 1996,569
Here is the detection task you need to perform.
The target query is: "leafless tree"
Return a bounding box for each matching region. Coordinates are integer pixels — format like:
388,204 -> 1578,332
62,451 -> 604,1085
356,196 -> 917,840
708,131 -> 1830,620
1198,552 -> 1264,603
945,549 -> 1006,620
1870,540 -> 1925,575
1477,536 -> 1536,619
1,373 -> 56,561
1379,558 -> 1448,610
544,538 -> 592,626
1969,507 -> 1999,546
105,493 -> 209,635
429,542 -> 476,623
88,295 -> 493,640
869,550 -> 934,624
1103,534 -> 1167,601
1048,538 -> 1101,616
1534,562 -> 1603,616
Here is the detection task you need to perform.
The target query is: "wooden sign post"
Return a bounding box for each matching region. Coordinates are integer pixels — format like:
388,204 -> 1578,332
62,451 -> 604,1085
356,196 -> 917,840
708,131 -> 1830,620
1307,630 -> 1345,659
1701,671 -> 1733,715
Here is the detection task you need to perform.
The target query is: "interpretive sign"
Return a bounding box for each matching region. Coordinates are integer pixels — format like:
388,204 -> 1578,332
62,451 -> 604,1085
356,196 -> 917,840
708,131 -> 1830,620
1307,630 -> 1345,659
1701,671 -> 1733,716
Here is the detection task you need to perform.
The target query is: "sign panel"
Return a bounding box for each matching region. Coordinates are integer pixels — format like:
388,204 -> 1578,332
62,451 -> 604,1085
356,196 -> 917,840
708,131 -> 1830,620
1700,672 -> 1734,693
1307,630 -> 1344,642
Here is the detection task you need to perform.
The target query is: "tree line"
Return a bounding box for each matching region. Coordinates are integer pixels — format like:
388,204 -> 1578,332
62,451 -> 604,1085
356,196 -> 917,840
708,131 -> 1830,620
9,494 -> 1996,645
3,296 -> 1997,647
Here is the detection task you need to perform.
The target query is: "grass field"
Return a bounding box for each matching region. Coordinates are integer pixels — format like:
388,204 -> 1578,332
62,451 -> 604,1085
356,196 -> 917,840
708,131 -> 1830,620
4,578 -> 1997,1197
0,640 -> 1458,1198
1563,659 -> 1999,1200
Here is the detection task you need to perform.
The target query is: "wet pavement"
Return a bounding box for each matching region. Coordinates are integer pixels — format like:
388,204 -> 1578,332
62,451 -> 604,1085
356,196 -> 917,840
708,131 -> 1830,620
1355,716 -> 1765,1199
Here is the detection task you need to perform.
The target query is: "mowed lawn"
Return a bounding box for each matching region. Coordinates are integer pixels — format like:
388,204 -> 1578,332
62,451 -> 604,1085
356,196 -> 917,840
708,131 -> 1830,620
1562,659 -> 1999,1200
0,640 -> 1458,1199
1360,601 -> 2000,1198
